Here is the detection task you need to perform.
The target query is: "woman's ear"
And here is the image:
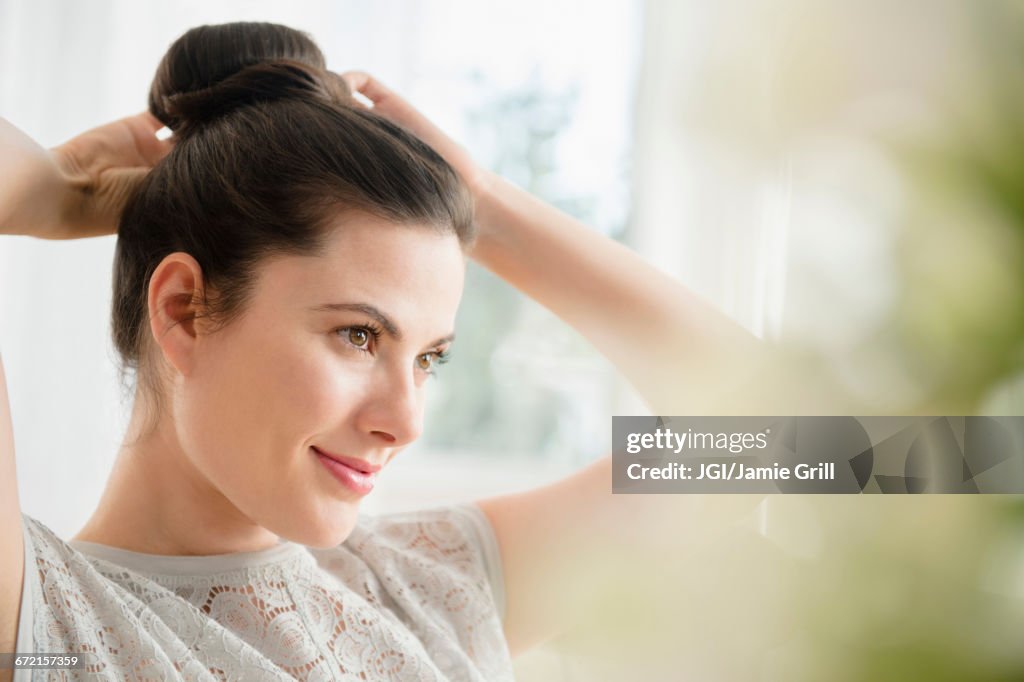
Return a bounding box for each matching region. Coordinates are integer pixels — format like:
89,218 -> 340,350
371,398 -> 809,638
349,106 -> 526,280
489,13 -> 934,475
146,252 -> 205,375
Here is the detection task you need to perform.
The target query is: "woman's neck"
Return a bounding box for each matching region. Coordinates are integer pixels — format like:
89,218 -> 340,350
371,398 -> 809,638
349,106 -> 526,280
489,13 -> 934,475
71,410 -> 280,556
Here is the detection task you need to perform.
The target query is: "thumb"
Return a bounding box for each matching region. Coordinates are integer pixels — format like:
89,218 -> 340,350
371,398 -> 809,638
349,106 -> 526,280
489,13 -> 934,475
122,111 -> 174,167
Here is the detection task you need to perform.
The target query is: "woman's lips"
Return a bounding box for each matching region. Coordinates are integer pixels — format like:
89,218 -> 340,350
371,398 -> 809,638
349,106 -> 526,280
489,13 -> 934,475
312,447 -> 381,473
312,447 -> 376,496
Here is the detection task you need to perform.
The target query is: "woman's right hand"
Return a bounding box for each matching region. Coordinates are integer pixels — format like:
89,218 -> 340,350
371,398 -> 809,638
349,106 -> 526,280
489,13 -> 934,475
0,112 -> 171,240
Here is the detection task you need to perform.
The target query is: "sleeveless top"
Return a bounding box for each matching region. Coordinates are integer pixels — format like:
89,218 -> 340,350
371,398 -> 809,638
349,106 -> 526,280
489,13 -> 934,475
13,504 -> 513,681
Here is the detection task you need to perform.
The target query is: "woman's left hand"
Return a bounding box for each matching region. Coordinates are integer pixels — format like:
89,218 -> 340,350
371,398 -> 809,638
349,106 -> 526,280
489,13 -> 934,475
339,71 -> 492,201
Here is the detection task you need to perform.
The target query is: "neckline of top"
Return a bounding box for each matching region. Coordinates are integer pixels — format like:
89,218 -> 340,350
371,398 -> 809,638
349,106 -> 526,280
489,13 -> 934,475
68,537 -> 308,576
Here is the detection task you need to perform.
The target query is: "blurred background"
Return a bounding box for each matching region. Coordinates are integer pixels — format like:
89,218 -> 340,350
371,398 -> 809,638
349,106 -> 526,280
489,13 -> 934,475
3,0 -> 1024,679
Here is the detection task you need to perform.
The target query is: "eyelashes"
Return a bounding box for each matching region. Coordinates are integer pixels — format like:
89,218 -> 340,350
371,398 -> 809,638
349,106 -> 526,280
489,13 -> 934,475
418,347 -> 451,374
337,323 -> 381,351
333,324 -> 451,376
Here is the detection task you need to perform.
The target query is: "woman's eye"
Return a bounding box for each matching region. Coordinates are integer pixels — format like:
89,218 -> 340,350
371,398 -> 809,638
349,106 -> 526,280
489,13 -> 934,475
337,326 -> 375,351
336,326 -> 448,372
347,328 -> 369,348
416,350 -> 450,375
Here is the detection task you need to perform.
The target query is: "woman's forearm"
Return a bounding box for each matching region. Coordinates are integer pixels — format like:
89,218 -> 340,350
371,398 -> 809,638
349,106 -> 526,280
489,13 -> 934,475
471,170 -> 767,414
0,118 -> 70,238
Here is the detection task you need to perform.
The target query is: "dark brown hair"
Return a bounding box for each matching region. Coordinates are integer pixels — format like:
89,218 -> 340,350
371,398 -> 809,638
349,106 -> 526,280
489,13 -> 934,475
112,22 -> 474,412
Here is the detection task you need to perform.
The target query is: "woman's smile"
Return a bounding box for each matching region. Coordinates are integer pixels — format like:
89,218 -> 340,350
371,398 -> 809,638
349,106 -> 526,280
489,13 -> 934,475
314,446 -> 377,495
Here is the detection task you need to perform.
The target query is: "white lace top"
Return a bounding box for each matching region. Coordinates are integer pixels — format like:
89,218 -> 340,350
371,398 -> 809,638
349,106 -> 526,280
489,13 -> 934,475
14,504 -> 513,681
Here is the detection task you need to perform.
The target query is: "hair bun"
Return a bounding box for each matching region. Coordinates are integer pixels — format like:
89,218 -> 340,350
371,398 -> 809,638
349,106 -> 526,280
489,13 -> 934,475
148,22 -> 352,137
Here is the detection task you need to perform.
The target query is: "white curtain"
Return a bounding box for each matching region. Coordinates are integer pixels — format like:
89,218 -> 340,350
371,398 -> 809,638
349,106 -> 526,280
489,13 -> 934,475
629,0 -> 790,339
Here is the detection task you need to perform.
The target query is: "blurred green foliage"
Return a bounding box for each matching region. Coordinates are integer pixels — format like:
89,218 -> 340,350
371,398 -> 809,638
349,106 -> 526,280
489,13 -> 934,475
890,3 -> 1024,413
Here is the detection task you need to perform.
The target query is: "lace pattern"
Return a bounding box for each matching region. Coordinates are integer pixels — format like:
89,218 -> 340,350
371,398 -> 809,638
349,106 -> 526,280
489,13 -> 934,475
19,505 -> 512,681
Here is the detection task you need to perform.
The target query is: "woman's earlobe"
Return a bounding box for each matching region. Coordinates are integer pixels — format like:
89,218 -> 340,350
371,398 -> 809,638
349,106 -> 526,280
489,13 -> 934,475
146,253 -> 205,375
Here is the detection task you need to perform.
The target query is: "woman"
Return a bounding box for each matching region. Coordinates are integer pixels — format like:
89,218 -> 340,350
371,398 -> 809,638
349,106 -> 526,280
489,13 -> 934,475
0,22 -> 762,681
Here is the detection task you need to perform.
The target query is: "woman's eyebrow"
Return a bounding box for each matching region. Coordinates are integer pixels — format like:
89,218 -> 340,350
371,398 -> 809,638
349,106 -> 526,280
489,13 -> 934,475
309,302 -> 456,347
310,302 -> 402,339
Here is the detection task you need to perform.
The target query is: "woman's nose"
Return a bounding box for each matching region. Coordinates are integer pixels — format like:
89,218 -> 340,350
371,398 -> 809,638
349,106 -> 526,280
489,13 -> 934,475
355,366 -> 424,448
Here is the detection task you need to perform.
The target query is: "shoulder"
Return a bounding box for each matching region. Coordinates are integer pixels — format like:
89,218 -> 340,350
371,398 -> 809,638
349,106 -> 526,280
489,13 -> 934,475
351,504 -> 500,572
17,514 -> 116,659
343,504 -> 504,613
317,504 -> 512,675
19,515 -> 182,669
20,515 -> 126,627
21,514 -> 92,588
332,504 -> 507,635
19,516 -> 296,680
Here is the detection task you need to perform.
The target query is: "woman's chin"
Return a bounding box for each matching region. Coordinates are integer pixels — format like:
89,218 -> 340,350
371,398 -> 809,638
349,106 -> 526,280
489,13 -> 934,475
275,507 -> 360,549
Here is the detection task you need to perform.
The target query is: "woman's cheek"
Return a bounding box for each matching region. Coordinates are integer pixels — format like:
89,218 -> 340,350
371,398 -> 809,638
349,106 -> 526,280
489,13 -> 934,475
274,348 -> 361,425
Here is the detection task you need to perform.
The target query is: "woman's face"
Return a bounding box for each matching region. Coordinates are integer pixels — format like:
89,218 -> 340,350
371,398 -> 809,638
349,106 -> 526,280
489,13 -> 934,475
173,213 -> 466,548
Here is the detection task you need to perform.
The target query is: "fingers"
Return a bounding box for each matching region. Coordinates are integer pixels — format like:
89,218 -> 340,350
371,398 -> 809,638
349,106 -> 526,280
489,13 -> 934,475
336,69 -> 482,192
126,110 -> 166,134
122,111 -> 173,166
339,70 -> 393,107
338,70 -> 421,124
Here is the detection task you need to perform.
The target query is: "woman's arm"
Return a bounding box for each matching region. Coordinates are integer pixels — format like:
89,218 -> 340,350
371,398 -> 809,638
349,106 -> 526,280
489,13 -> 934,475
0,354 -> 21,682
470,170 -> 767,414
0,119 -> 72,239
0,114 -> 170,675
466,172 -> 781,653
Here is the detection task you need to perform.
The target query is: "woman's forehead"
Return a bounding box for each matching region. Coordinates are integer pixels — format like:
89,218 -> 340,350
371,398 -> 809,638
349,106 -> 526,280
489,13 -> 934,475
253,219 -> 466,317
